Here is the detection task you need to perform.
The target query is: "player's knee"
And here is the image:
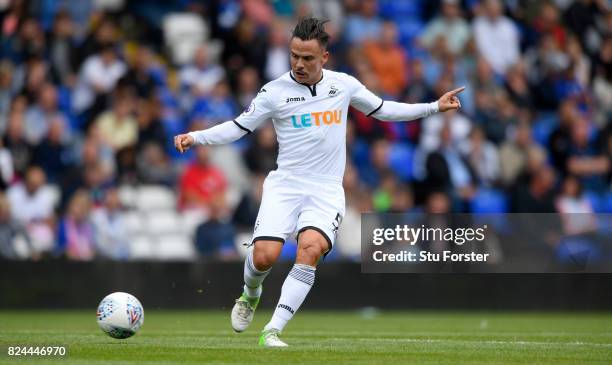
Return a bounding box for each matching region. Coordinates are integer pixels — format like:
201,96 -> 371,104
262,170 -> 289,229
252,244 -> 280,270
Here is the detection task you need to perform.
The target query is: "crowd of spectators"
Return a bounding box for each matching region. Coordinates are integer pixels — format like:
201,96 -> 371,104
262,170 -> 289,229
0,0 -> 610,261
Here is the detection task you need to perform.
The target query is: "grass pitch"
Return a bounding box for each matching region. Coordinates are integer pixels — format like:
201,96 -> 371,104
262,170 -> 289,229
0,310 -> 610,364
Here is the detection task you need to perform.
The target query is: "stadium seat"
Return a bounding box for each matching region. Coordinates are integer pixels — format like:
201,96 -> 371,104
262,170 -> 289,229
155,233 -> 196,261
146,211 -> 182,236
123,211 -> 144,235
471,189 -> 508,213
118,185 -> 137,209
471,189 -> 510,232
136,185 -> 177,211
388,142 -> 414,181
162,13 -> 208,65
129,235 -> 155,260
46,184 -> 61,209
531,113 -> 558,145
181,209 -> 208,236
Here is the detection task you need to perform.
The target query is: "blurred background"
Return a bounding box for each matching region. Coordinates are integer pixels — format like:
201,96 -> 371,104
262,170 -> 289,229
0,0 -> 610,273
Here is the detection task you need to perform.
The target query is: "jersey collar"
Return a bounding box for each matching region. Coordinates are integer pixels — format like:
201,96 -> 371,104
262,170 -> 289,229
289,70 -> 324,97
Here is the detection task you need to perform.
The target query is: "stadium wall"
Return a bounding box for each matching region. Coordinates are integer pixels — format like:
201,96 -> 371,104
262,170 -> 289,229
1,261 -> 611,310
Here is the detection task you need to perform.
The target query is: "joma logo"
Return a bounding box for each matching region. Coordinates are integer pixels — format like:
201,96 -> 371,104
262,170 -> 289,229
278,304 -> 294,314
286,96 -> 306,103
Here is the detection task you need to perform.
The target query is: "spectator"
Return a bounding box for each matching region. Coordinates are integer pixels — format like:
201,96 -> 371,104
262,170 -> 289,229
0,139 -> 14,190
121,46 -> 159,98
136,98 -> 166,150
32,118 -> 73,184
424,121 -> 477,206
72,43 -> 126,117
420,0 -> 471,56
264,20 -> 290,81
194,192 -> 237,259
3,108 -> 33,178
511,165 -> 557,213
23,83 -> 70,145
93,91 -> 138,151
181,44 -> 225,98
48,10 -> 78,87
0,192 -> 32,260
565,117 -> 610,192
473,0 -> 520,74
344,0 -> 383,45
137,143 -> 177,186
191,80 -> 237,125
6,166 -> 56,255
236,67 -> 260,111
420,109 -> 472,152
244,123 -> 278,175
460,126 -> 500,187
556,175 -> 597,236
363,21 -> 407,98
221,17 -> 268,78
57,189 -> 96,260
91,188 -> 130,260
499,121 -> 547,187
178,146 -> 227,211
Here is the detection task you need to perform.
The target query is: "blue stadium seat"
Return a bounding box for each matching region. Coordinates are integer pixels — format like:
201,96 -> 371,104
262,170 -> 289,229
471,189 -> 508,213
531,113 -> 558,145
556,236 -> 602,265
388,142 -> 414,181
471,189 -> 510,232
378,0 -> 422,19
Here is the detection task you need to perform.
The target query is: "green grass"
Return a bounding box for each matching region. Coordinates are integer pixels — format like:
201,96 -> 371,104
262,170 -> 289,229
0,310 -> 611,364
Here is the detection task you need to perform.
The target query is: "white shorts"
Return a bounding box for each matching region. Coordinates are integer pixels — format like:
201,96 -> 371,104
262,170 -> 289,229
252,170 -> 345,252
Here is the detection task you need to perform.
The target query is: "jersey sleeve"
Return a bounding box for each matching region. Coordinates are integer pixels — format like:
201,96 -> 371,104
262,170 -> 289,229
234,87 -> 276,132
345,74 -> 384,117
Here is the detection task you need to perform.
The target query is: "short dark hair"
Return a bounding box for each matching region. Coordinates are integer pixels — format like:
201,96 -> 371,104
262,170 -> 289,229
291,17 -> 330,49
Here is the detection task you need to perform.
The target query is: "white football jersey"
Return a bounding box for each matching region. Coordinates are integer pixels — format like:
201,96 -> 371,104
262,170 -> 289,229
235,69 -> 383,180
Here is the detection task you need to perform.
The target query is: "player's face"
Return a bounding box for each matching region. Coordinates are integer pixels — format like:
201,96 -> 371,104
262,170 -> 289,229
289,37 -> 329,85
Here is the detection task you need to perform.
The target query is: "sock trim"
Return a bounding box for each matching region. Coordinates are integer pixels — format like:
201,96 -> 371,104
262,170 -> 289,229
289,265 -> 315,286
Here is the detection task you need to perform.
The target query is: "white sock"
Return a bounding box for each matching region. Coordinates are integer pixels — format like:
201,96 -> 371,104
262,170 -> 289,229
243,250 -> 270,298
264,264 -> 315,332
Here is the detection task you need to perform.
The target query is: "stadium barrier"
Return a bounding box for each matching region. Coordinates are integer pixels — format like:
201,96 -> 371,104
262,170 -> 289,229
1,260 -> 611,310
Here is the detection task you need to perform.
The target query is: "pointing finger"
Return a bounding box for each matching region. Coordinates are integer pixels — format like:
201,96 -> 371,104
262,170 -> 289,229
449,86 -> 466,96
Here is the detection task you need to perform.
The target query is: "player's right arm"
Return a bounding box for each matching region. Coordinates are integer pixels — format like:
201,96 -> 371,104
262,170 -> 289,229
174,88 -> 274,153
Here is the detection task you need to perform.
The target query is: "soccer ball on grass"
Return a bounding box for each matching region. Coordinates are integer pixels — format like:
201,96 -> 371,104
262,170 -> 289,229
96,292 -> 144,339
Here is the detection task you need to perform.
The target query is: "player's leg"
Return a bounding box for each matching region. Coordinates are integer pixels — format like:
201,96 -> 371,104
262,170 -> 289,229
259,177 -> 343,347
259,229 -> 330,347
232,171 -> 300,333
232,240 -> 283,332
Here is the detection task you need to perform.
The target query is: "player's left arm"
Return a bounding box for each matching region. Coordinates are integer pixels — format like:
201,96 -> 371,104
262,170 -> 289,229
374,86 -> 465,121
347,74 -> 464,121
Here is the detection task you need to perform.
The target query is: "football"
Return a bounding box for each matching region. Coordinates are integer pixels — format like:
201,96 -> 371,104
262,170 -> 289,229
96,292 -> 144,339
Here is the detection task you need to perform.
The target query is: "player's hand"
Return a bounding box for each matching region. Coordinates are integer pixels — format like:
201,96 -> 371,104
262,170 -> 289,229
174,134 -> 195,153
437,86 -> 465,112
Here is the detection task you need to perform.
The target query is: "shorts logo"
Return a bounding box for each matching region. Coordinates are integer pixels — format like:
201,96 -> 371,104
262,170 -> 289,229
243,102 -> 255,116
332,212 -> 342,236
286,96 -> 306,103
291,110 -> 342,128
278,304 -> 294,314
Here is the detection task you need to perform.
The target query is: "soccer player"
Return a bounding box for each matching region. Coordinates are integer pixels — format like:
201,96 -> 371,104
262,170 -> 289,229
174,17 -> 464,347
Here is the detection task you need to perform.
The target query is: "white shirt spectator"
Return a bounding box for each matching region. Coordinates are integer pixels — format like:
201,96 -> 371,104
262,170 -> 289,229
73,55 -> 127,113
180,64 -> 225,96
91,207 -> 130,260
6,184 -> 55,223
420,17 -> 470,55
473,15 -> 520,74
419,112 -> 472,152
